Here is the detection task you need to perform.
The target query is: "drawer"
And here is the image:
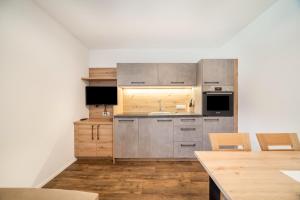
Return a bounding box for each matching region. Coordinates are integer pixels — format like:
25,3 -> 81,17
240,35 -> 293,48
174,142 -> 202,158
174,125 -> 202,141
174,117 -> 202,126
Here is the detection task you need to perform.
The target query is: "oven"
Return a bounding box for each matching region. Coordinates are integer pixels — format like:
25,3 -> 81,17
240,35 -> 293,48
202,92 -> 234,116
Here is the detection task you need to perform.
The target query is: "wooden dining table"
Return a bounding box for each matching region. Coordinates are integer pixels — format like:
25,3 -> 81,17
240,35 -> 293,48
195,151 -> 300,200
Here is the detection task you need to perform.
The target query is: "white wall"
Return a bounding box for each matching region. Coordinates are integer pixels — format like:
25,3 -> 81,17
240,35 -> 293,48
89,0 -> 300,150
219,0 -> 300,149
89,48 -> 220,67
0,0 -> 88,187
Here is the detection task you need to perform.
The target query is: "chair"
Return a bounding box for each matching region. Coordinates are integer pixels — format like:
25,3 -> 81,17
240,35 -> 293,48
209,133 -> 251,151
256,133 -> 300,151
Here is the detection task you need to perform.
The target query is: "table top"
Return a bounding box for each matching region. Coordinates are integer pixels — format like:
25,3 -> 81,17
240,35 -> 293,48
195,151 -> 300,200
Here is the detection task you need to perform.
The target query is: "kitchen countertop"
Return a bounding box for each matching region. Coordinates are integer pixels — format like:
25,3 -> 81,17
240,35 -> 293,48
114,112 -> 202,118
74,118 -> 113,125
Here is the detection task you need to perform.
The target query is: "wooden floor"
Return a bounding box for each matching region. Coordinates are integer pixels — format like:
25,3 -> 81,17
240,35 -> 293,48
44,159 -> 209,200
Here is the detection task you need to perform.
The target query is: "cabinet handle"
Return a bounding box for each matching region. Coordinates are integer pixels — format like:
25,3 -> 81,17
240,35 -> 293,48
97,125 -> 100,140
131,81 -> 145,84
207,92 -> 233,95
91,125 -> 94,140
181,119 -> 196,122
204,81 -> 219,84
118,119 -> 135,122
157,119 -> 172,122
180,128 -> 196,131
181,144 -> 196,147
204,118 -> 220,121
171,81 -> 184,84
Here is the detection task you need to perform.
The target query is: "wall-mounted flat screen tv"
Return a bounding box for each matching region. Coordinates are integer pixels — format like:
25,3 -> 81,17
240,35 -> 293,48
85,86 -> 117,105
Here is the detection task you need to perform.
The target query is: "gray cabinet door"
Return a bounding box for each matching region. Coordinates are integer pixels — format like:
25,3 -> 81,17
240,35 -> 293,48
158,63 -> 196,86
203,117 -> 234,150
114,118 -> 139,158
117,63 -> 158,86
138,118 -> 174,158
202,59 -> 234,86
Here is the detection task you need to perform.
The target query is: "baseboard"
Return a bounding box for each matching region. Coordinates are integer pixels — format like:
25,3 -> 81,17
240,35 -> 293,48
34,158 -> 77,188
115,158 -> 197,162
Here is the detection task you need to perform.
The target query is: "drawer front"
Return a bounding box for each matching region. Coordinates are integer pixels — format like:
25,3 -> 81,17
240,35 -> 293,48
174,125 -> 202,141
174,142 -> 202,158
174,117 -> 202,126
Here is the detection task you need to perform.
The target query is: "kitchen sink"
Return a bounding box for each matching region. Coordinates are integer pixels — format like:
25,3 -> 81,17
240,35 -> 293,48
148,111 -> 172,115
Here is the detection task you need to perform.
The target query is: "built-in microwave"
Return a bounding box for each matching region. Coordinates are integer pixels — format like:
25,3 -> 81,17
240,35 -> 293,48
202,92 -> 234,116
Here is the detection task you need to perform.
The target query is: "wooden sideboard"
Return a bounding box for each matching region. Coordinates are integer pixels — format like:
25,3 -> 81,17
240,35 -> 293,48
74,68 -> 117,159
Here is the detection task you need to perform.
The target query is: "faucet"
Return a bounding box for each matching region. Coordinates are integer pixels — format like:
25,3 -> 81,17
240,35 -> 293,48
158,100 -> 163,112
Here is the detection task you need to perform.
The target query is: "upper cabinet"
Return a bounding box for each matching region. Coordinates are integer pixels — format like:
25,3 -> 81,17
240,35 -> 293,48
201,59 -> 234,86
117,63 -> 159,86
117,63 -> 197,86
158,63 -> 197,86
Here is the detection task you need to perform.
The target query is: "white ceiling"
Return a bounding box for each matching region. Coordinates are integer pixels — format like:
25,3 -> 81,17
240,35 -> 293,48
34,0 -> 277,49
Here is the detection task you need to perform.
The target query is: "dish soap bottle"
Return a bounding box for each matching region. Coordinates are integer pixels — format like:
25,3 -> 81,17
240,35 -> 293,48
188,99 -> 194,113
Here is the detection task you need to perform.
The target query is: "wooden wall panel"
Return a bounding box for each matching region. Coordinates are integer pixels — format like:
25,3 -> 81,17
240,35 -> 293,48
233,59 -> 238,132
88,105 -> 113,121
122,88 -> 193,113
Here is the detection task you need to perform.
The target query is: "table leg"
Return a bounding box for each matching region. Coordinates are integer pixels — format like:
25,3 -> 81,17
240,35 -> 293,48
209,176 -> 220,200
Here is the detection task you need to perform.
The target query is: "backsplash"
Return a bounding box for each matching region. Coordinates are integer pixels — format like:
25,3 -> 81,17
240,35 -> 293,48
122,88 -> 192,113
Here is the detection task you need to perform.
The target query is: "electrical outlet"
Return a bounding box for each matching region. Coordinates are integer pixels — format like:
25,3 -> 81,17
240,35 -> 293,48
102,112 -> 110,116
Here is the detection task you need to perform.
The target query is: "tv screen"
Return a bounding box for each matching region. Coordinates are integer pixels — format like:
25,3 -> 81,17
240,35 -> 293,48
85,86 -> 117,105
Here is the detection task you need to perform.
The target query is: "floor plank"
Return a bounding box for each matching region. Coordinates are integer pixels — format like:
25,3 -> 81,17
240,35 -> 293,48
44,160 -> 209,200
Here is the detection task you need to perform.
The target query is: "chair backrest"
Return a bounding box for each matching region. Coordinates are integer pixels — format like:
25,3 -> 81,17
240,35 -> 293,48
209,133 -> 251,151
256,133 -> 300,151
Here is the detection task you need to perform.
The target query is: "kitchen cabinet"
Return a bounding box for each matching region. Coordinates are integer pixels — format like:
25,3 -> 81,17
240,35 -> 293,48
75,124 -> 97,157
114,118 -> 139,158
96,124 -> 113,157
202,117 -> 234,150
117,63 -> 158,86
139,118 -> 174,158
174,117 -> 202,158
114,115 -> 234,158
74,122 -> 113,157
202,59 -> 234,86
158,63 -> 197,86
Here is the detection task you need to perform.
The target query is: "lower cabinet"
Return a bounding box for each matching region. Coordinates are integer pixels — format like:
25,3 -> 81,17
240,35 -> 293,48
114,116 -> 234,158
138,118 -> 174,158
74,122 -> 113,157
203,117 -> 234,150
114,118 -> 139,158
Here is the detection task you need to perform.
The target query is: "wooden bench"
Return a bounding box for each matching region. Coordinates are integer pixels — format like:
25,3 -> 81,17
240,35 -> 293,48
0,188 -> 98,200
